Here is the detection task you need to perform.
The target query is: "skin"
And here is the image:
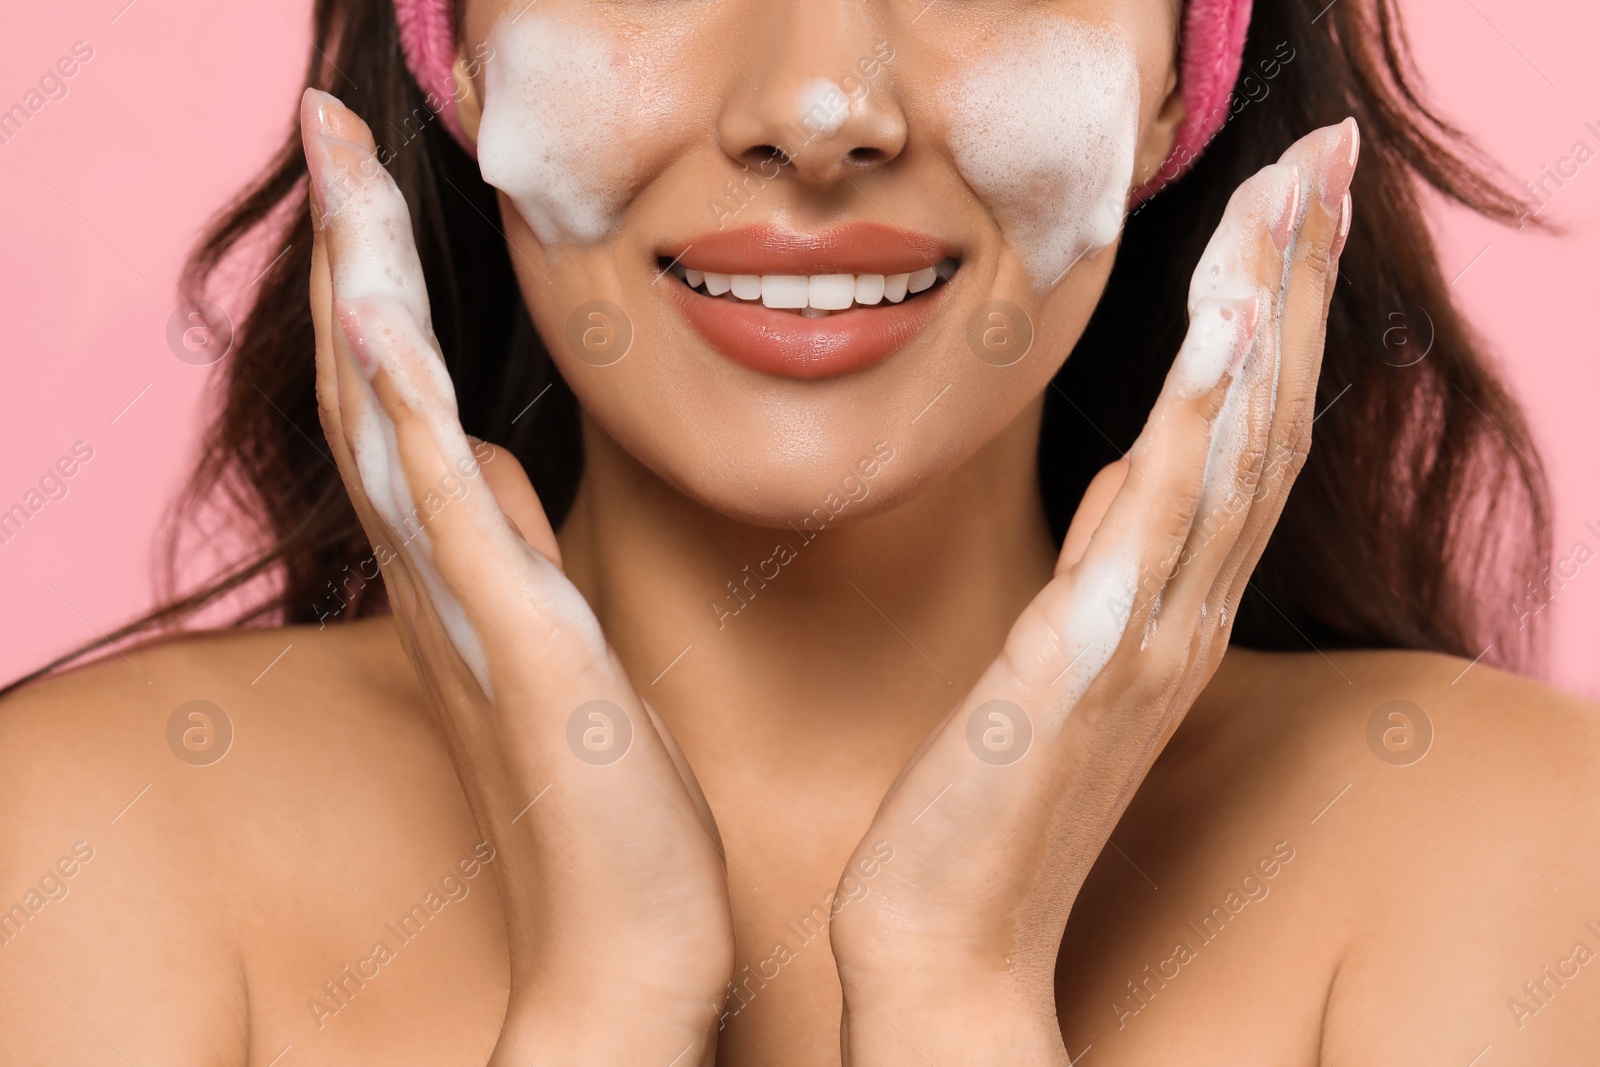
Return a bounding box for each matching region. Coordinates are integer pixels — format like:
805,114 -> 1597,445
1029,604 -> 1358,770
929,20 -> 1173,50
2,1 -> 1598,1065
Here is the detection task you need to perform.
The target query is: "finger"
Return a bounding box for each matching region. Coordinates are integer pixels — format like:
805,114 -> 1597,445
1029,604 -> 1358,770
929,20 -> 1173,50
1202,120 -> 1360,638
302,89 -> 504,699
1014,162 -> 1298,711
472,436 -> 564,567
1058,460 -> 1127,572
304,105 -> 437,640
304,89 -> 618,713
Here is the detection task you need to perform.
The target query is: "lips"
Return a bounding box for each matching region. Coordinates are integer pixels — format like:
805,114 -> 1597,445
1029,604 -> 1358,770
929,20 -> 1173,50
660,223 -> 960,379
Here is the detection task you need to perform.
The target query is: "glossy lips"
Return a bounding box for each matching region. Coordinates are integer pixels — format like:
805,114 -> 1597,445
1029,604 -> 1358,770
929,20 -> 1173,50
663,223 -> 959,379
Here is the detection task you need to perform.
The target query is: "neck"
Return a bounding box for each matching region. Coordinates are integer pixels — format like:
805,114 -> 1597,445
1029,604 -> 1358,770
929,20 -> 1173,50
556,396 -> 1059,790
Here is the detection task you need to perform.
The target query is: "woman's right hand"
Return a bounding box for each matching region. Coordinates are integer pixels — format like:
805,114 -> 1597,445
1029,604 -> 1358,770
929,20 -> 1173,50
300,88 -> 735,1066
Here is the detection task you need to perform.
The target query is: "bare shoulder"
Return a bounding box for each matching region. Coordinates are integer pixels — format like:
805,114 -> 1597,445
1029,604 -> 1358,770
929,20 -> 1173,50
0,619 -> 430,842
1203,647 -> 1600,1061
0,619 -> 477,1064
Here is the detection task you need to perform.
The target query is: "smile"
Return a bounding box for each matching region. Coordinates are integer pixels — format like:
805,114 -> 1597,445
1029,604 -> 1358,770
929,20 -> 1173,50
660,223 -> 961,380
665,261 -> 959,315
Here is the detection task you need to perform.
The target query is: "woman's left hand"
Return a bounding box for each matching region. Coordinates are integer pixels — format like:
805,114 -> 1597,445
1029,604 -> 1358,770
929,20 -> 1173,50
828,119 -> 1360,1065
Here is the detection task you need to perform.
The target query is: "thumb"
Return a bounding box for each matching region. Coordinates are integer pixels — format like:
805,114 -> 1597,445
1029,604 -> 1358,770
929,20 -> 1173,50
1058,458 -> 1130,574
468,437 -> 564,568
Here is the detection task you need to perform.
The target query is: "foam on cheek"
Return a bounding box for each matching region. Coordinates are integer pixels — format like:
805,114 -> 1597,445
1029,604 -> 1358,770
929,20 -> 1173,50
944,20 -> 1142,290
475,11 -> 650,246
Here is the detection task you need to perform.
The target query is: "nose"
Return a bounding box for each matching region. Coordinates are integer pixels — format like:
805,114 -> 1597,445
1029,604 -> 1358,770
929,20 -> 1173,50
716,5 -> 906,187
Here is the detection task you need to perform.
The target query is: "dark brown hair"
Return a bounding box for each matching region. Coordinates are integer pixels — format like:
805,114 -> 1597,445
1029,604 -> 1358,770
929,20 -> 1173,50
8,0 -> 1552,689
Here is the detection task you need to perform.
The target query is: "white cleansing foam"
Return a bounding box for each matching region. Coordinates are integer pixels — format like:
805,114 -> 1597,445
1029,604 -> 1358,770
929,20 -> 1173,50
796,77 -> 850,138
475,11 -> 635,245
944,19 -> 1142,290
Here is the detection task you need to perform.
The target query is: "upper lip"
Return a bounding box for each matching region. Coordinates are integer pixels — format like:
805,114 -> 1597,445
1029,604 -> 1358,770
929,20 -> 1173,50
661,222 -> 959,276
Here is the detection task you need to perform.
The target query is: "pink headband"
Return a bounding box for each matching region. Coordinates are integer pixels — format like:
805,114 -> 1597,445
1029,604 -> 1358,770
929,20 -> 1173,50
394,0 -> 1252,200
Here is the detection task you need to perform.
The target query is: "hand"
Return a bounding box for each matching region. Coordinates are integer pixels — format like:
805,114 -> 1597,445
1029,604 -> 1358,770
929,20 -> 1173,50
299,89 -> 735,1066
828,120 -> 1360,1064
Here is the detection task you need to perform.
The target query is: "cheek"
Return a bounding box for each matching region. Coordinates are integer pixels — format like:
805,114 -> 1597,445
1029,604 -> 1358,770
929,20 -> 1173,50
475,11 -> 699,247
942,20 -> 1142,291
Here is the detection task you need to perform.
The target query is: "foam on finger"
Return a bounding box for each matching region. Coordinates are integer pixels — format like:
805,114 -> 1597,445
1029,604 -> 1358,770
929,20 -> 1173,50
308,92 -> 613,694
1186,163 -> 1302,509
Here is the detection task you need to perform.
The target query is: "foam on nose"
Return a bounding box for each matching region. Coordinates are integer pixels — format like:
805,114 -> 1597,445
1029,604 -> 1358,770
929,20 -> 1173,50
796,77 -> 851,139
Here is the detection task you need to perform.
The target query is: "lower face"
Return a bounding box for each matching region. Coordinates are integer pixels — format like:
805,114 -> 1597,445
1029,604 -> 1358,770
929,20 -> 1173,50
459,0 -> 1180,525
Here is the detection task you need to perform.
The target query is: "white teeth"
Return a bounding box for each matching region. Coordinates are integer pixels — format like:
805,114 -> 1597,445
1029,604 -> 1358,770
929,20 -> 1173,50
809,274 -> 856,311
678,261 -> 957,311
855,274 -> 885,305
761,275 -> 809,309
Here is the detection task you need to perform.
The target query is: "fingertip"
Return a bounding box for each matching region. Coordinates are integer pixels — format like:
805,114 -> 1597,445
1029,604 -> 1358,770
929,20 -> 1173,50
300,87 -> 334,142
300,86 -> 378,153
1059,459 -> 1129,573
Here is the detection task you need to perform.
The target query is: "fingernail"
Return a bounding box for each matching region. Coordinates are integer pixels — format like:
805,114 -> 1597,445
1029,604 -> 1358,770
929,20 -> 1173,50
1321,118 -> 1360,210
1330,190 -> 1353,260
301,87 -> 337,135
1270,166 -> 1302,253
338,304 -> 380,379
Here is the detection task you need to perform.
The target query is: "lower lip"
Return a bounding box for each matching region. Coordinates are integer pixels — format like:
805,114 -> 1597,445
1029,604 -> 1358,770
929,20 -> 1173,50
668,279 -> 948,380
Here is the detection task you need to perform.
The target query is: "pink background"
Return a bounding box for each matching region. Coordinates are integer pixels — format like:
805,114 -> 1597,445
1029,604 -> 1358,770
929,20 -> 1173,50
2,0 -> 1596,696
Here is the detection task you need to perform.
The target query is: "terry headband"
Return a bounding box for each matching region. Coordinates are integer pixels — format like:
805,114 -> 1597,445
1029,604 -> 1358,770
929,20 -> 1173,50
392,0 -> 1253,201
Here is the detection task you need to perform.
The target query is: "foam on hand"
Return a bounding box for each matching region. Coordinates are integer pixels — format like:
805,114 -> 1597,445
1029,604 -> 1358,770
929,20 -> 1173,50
943,19 -> 1142,290
1186,163 -> 1301,507
315,137 -> 494,692
317,118 -> 613,693
1044,553 -> 1140,729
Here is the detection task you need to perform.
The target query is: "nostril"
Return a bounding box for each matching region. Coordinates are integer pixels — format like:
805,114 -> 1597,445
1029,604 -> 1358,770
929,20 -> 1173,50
846,147 -> 886,168
743,145 -> 790,170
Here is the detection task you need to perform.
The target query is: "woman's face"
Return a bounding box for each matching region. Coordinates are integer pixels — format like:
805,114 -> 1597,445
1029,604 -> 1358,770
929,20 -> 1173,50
456,0 -> 1182,524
